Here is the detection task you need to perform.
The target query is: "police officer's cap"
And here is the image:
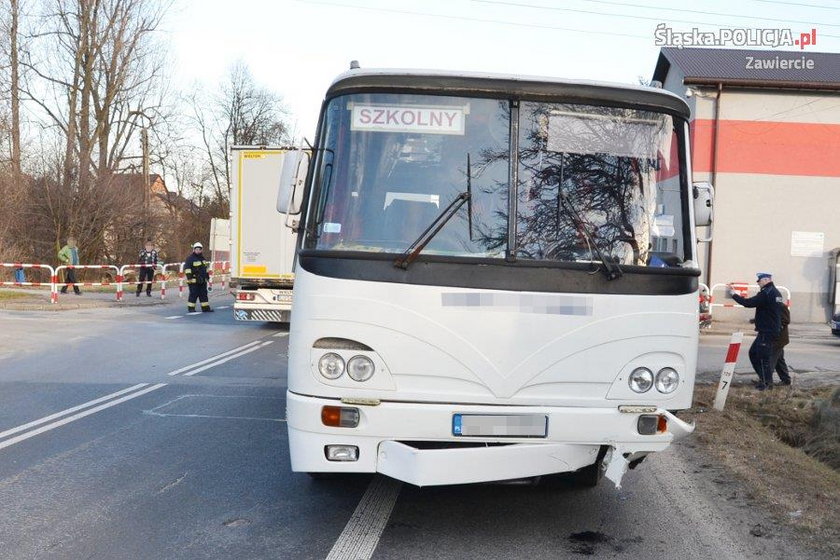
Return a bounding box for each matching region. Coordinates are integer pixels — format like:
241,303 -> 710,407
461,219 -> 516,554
192,242 -> 203,249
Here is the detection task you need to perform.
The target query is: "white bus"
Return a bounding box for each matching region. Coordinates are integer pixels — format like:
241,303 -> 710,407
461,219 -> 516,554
280,68 -> 712,487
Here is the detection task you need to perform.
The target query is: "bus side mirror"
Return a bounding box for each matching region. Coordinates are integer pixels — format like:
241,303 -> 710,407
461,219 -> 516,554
693,181 -> 714,244
277,150 -> 309,219
692,182 -> 714,227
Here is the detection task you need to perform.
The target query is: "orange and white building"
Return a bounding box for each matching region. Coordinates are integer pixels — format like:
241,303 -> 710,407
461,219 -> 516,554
653,47 -> 840,322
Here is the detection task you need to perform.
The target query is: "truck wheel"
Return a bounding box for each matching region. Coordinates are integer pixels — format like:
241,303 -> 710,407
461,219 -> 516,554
575,446 -> 609,488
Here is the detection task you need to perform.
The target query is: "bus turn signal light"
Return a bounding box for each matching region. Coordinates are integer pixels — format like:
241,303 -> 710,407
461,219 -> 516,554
638,414 -> 669,435
321,406 -> 360,428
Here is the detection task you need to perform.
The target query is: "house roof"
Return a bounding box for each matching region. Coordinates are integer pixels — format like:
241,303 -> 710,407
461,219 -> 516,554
110,173 -> 167,194
108,173 -> 198,213
653,47 -> 840,90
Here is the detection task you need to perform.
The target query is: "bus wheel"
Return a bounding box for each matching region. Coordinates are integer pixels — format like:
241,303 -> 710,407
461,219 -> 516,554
575,446 -> 610,488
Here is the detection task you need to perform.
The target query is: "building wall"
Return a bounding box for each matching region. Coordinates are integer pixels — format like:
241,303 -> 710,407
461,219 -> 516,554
711,173 -> 839,322
674,85 -> 840,322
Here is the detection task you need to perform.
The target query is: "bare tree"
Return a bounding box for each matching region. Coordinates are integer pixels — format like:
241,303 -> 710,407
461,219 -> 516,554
8,0 -> 22,179
18,0 -> 170,262
0,0 -> 29,263
190,61 -> 291,212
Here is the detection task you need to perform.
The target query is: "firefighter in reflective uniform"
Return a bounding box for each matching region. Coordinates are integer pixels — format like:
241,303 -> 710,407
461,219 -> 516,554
184,242 -> 213,312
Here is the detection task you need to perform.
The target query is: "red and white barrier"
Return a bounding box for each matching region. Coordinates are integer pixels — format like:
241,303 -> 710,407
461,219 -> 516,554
117,264 -> 165,301
713,331 -> 743,411
3,258 -> 232,305
55,264 -> 120,301
208,260 -> 230,292
698,283 -> 711,329
0,263 -> 58,303
162,263 -> 185,298
708,283 -> 791,321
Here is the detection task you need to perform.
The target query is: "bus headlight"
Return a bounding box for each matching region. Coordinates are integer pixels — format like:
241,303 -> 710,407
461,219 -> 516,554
655,367 -> 680,393
347,355 -> 375,382
628,367 -> 654,393
318,352 -> 345,379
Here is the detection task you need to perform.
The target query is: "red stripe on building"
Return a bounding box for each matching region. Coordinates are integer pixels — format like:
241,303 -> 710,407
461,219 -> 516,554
691,119 -> 840,177
725,343 -> 742,364
656,131 -> 682,181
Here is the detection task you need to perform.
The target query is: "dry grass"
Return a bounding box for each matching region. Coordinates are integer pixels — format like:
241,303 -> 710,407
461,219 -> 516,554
0,290 -> 31,301
686,385 -> 840,552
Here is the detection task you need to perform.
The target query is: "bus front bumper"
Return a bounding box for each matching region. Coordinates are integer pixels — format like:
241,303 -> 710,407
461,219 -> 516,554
286,391 -> 694,487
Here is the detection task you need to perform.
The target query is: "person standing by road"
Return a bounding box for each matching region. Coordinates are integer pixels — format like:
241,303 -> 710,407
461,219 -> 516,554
772,301 -> 792,386
57,237 -> 82,295
727,272 -> 783,391
136,239 -> 158,297
184,242 -> 213,312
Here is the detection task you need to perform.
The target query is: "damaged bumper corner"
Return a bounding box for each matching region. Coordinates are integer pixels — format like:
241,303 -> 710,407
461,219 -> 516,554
659,409 -> 695,441
604,408 -> 696,488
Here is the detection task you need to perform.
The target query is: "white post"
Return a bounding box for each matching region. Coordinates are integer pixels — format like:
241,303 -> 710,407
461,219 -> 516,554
713,331 -> 744,411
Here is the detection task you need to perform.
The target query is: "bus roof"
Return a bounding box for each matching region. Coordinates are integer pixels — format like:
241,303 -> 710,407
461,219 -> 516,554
326,68 -> 691,119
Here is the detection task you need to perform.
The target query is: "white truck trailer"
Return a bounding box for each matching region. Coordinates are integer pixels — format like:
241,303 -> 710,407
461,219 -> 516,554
209,218 -> 231,264
229,146 -> 305,323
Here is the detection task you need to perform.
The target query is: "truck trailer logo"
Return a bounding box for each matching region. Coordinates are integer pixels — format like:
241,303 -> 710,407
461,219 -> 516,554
351,104 -> 466,135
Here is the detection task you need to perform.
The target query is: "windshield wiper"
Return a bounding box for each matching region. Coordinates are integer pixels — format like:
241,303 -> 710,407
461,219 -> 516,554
394,191 -> 471,270
466,153 -> 474,241
557,189 -> 623,281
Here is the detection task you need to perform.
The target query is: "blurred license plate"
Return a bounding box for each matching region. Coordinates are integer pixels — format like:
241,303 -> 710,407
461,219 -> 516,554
275,290 -> 293,303
452,414 -> 547,437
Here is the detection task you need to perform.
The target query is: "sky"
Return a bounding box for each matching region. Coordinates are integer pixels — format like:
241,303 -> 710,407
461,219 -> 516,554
163,0 -> 840,141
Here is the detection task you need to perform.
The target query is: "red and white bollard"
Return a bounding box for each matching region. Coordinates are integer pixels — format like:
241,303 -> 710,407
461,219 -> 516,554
116,274 -> 124,301
713,331 -> 743,411
50,272 -> 58,304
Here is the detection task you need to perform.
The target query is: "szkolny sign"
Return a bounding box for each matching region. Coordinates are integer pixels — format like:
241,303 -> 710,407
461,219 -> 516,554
351,104 -> 466,135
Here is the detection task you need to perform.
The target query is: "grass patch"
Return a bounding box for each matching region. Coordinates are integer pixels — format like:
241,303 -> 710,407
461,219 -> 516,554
0,290 -> 32,301
66,285 -> 119,293
686,385 -> 840,552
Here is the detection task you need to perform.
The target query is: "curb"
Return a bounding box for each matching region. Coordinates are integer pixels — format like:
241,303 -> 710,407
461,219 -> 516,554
0,298 -> 176,311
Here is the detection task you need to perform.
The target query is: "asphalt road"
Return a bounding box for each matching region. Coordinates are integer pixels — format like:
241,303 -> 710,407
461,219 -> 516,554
0,297 -> 833,559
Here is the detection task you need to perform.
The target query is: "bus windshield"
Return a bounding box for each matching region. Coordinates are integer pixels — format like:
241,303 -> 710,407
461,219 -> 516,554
305,93 -> 687,268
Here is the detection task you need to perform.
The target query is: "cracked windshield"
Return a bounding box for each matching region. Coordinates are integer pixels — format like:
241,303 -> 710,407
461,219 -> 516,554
308,94 -> 685,268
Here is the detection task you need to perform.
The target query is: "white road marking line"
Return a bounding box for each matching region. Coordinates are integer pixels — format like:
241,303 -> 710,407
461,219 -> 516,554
186,312 -> 203,316
165,315 -> 183,320
0,383 -> 151,441
146,412 -> 286,422
325,475 -> 403,560
0,384 -> 167,451
182,340 -> 274,377
216,306 -> 229,309
144,394 -> 286,422
166,341 -> 263,376
273,332 -> 290,338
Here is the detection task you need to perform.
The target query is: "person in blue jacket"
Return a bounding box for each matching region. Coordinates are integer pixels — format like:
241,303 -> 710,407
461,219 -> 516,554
727,272 -> 783,391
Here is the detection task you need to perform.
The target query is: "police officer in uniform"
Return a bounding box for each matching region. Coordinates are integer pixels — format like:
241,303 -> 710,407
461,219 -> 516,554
184,242 -> 213,312
727,272 -> 783,391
